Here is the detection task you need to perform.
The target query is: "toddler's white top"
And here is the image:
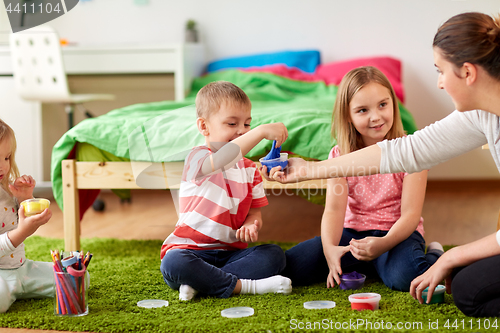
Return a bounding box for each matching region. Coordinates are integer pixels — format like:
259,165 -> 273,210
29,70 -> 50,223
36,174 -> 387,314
0,187 -> 26,268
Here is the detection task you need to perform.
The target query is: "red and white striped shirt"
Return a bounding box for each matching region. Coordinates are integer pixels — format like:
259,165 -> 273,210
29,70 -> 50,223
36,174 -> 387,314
161,146 -> 268,258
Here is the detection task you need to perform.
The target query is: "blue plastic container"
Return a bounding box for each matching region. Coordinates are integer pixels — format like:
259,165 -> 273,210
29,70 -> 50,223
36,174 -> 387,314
259,153 -> 288,174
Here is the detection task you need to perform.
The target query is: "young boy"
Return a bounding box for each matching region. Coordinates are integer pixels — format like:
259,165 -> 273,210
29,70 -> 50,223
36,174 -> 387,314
160,81 -> 292,300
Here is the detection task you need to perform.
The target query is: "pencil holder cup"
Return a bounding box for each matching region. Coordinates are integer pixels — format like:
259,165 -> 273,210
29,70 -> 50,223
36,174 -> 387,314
53,267 -> 89,316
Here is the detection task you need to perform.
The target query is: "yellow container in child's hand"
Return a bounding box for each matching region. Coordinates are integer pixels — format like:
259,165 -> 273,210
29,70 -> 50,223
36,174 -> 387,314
20,198 -> 50,217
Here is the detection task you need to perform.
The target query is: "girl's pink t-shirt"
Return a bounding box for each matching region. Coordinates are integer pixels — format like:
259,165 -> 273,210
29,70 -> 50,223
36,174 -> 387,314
329,146 -> 424,236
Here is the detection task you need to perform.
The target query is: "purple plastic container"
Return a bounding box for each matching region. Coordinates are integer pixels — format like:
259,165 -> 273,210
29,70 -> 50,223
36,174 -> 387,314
340,272 -> 366,290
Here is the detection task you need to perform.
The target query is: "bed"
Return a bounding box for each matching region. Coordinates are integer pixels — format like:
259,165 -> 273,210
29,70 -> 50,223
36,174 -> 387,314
52,53 -> 418,250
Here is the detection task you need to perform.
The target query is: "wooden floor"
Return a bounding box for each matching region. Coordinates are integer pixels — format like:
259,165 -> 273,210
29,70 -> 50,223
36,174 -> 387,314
1,180 -> 499,333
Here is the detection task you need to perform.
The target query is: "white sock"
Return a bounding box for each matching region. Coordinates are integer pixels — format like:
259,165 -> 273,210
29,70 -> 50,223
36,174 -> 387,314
239,275 -> 292,295
179,284 -> 198,301
427,241 -> 444,253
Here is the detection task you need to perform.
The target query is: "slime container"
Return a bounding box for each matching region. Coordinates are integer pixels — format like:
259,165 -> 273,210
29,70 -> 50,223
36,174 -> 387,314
340,272 -> 366,290
20,198 -> 50,217
348,293 -> 381,311
259,153 -> 288,174
422,285 -> 445,304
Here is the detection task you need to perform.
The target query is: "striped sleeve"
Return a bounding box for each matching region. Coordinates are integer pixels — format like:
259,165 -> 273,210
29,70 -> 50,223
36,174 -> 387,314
184,147 -> 212,186
249,160 -> 268,208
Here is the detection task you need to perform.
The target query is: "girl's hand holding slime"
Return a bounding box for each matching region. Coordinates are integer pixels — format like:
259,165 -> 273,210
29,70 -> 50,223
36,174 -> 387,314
20,198 -> 50,217
8,205 -> 52,248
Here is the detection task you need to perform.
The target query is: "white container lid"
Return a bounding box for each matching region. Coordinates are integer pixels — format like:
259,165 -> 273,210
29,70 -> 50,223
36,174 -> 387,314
303,300 -> 336,309
137,299 -> 169,308
221,307 -> 254,318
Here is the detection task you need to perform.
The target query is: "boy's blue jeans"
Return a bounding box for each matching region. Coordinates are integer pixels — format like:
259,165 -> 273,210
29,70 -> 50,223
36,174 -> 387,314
282,229 -> 442,291
160,244 -> 286,298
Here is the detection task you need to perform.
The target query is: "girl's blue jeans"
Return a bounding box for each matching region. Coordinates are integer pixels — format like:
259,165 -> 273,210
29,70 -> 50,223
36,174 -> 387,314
160,244 -> 286,298
282,229 -> 442,291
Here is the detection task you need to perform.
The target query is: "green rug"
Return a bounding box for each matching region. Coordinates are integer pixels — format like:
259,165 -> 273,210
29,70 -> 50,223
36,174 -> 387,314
0,237 -> 492,332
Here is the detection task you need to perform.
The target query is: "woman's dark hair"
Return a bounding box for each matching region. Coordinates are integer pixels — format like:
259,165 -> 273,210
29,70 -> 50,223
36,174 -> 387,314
433,12 -> 500,80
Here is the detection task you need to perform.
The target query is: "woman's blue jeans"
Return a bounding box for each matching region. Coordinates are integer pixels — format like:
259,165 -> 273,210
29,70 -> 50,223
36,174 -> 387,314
160,244 -> 286,298
282,229 -> 442,291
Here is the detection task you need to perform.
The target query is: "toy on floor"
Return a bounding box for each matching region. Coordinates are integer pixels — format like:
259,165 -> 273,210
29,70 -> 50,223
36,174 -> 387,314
421,285 -> 445,304
259,140 -> 288,174
339,271 -> 366,290
348,293 -> 381,310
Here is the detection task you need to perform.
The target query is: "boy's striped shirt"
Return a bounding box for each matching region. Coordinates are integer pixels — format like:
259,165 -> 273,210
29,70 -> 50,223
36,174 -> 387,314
161,146 -> 267,258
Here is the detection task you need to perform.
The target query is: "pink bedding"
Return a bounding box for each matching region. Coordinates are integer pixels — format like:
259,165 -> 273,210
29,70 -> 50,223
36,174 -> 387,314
242,56 -> 405,103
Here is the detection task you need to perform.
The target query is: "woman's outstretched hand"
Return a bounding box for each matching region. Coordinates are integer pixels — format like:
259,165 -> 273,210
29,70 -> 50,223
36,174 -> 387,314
410,255 -> 453,304
260,157 -> 310,183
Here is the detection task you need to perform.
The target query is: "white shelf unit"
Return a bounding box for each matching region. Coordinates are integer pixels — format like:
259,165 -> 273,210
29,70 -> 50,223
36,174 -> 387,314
0,43 -> 205,187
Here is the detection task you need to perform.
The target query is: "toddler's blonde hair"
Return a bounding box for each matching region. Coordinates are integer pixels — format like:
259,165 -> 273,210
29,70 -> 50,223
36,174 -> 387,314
0,119 -> 20,193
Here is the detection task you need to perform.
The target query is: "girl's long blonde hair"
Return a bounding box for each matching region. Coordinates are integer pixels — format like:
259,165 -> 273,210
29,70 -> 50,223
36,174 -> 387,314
332,66 -> 405,155
0,119 -> 20,193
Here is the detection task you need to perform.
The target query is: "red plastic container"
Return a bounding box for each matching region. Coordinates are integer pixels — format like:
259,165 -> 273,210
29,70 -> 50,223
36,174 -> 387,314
348,293 -> 381,310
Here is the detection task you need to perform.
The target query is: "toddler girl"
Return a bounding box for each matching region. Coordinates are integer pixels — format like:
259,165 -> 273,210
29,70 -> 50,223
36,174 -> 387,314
0,119 -> 53,312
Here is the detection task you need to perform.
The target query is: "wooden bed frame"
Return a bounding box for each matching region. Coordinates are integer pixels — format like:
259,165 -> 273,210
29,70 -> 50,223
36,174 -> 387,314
61,159 -> 327,251
61,144 -> 500,250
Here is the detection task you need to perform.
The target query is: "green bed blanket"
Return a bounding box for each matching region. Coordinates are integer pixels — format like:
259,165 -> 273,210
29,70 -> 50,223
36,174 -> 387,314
51,69 -> 418,210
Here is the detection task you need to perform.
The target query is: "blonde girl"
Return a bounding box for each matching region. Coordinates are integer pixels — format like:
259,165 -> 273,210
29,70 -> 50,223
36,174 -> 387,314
0,119 -> 53,313
281,66 -> 443,291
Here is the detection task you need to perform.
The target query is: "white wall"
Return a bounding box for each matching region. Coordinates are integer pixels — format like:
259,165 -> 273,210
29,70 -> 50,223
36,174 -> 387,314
0,1 -> 9,44
3,0 -> 500,179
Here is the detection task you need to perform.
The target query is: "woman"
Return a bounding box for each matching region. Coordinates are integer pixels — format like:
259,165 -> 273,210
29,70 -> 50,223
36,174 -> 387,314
265,12 -> 500,317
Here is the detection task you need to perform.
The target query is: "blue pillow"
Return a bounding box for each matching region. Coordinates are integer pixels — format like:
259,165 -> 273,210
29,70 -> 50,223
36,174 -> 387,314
207,50 -> 320,74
